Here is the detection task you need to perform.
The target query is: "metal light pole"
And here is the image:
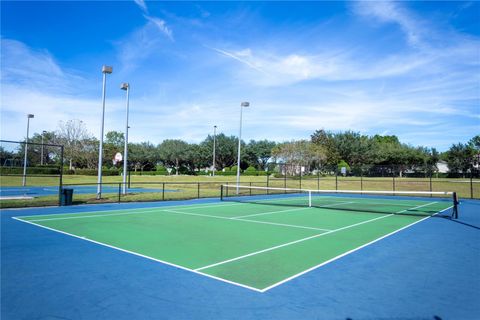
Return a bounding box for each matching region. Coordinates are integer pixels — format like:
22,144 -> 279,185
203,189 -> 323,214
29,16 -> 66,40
22,114 -> 34,186
121,82 -> 130,195
212,125 -> 217,176
236,102 -> 249,193
96,65 -> 112,199
41,130 -> 47,165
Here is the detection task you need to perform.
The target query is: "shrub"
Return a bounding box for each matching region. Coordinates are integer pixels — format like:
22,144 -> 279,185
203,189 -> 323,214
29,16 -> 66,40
337,160 -> 351,175
244,166 -> 257,176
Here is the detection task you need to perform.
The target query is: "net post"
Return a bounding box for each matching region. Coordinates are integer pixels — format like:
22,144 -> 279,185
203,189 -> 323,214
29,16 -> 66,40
308,190 -> 312,207
452,192 -> 459,219
58,145 -> 64,206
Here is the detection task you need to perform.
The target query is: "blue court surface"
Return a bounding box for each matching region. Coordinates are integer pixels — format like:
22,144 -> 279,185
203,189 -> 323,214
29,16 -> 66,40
0,185 -> 176,197
1,197 -> 479,319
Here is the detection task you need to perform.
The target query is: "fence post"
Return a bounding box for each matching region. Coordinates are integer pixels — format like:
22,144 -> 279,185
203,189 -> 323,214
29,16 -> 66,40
335,173 -> 338,191
118,183 -> 121,203
360,175 -> 363,193
198,182 -> 200,198
58,145 -> 64,206
317,171 -> 320,190
162,182 -> 165,201
128,169 -> 131,188
299,171 -> 302,189
393,176 -> 396,195
471,173 -> 474,199
429,174 -> 433,196
284,171 -> 287,189
267,175 -> 270,188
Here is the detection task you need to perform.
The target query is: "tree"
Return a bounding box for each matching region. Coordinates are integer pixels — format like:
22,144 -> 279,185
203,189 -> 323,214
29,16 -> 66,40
158,139 -> 190,175
244,140 -> 276,170
445,142 -> 475,177
271,140 -> 325,174
56,120 -> 92,170
199,134 -> 239,170
129,142 -> 158,172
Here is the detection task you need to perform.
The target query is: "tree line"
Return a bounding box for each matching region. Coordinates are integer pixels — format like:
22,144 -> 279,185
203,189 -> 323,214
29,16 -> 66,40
1,119 -> 479,176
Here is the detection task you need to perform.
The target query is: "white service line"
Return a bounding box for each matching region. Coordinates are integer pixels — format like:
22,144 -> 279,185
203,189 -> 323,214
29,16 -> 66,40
21,202 -> 245,222
163,209 -> 331,232
195,201 -> 439,272
230,206 -> 311,219
11,217 -> 263,293
230,201 -> 354,219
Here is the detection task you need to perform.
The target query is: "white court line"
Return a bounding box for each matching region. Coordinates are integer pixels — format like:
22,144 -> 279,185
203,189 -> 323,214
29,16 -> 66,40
195,201 -> 438,272
261,204 -> 451,292
11,217 -> 263,293
19,202 -> 246,221
24,204 -> 324,231
163,209 -> 331,232
12,200 -> 448,293
230,201 -> 354,219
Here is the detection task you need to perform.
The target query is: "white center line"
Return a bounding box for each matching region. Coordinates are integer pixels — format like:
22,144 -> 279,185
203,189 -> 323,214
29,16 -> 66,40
195,201 -> 438,271
163,209 -> 331,232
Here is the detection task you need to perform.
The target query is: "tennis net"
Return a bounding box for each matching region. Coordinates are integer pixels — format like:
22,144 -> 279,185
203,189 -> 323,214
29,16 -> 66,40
220,185 -> 459,218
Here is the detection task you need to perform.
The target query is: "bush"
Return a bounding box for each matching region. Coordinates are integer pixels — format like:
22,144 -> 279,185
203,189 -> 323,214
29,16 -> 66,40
74,169 -> 119,176
244,166 -> 257,176
129,170 -> 165,176
156,165 -> 168,175
216,170 -> 237,176
337,160 -> 351,175
0,166 -> 60,175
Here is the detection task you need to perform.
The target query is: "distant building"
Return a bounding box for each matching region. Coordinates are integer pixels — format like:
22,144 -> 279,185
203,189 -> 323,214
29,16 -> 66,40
437,160 -> 448,173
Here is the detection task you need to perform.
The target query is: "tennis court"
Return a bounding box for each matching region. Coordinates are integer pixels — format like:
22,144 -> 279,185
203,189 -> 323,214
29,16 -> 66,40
13,186 -> 456,292
0,185 -> 176,198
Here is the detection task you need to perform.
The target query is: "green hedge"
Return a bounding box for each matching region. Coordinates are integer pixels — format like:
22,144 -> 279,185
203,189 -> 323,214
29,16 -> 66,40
73,169 -> 120,176
129,171 -> 166,176
0,167 -> 60,175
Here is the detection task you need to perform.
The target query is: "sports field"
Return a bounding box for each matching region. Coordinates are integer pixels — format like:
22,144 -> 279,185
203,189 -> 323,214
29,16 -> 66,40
13,191 -> 454,291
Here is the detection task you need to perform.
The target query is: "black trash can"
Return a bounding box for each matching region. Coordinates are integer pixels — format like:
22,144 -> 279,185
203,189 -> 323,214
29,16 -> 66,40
61,188 -> 74,206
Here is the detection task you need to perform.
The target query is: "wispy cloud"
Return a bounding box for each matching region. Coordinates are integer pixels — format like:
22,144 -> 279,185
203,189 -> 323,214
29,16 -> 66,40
0,38 -> 89,94
144,15 -> 174,41
352,1 -> 426,47
134,0 -> 148,14
208,47 -> 268,75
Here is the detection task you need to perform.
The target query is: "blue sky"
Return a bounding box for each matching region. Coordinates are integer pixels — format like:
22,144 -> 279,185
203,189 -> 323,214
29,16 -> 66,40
1,1 -> 479,151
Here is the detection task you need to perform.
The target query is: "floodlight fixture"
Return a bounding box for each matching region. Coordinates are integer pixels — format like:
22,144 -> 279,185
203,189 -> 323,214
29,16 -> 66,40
121,82 -> 130,195
236,102 -> 250,193
22,113 -> 34,186
97,65 -> 113,199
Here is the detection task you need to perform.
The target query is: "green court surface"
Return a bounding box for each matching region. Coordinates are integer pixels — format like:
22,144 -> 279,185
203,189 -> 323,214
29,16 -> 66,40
14,195 -> 453,292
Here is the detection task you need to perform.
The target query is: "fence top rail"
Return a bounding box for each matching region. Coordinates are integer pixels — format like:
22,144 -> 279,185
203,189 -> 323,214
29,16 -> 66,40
0,139 -> 64,148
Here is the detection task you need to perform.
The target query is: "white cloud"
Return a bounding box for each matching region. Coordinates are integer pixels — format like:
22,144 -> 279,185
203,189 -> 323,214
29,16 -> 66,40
352,1 -> 425,47
134,0 -> 148,13
144,15 -> 174,41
